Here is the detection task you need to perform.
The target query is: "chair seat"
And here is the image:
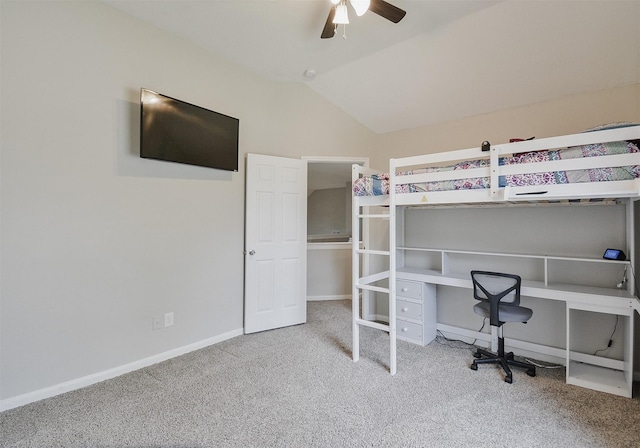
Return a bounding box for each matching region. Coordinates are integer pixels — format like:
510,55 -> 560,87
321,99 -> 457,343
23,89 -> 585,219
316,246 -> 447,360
473,302 -> 533,323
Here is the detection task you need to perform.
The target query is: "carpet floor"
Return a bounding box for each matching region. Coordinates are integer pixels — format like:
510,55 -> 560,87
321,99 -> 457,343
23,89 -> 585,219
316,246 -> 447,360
2,299 -> 640,447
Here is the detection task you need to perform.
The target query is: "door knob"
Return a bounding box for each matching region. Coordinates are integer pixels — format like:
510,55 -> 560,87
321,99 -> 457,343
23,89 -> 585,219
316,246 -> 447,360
248,250 -> 255,255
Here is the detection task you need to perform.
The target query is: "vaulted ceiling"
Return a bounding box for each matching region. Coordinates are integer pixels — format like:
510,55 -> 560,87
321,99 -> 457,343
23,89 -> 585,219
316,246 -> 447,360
104,0 -> 639,134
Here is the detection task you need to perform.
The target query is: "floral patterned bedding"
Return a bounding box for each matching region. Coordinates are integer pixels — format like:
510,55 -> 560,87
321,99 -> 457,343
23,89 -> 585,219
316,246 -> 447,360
353,140 -> 640,197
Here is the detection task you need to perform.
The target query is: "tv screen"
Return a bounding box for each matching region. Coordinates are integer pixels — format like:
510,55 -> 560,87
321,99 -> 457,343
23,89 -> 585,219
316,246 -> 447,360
140,88 -> 239,172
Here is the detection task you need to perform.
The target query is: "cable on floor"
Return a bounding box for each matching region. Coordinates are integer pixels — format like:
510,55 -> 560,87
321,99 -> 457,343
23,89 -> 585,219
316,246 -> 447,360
522,358 -> 564,369
435,318 -> 486,349
436,321 -> 565,370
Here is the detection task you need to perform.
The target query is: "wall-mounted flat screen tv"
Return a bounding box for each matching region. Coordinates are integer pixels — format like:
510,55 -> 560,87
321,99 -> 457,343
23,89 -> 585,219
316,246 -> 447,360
140,88 -> 239,172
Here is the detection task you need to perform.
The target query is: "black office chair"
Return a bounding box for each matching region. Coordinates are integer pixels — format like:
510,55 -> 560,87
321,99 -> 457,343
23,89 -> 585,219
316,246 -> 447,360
469,270 -> 536,383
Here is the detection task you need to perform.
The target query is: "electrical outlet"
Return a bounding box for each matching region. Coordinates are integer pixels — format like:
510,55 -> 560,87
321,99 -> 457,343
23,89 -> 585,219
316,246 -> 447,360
165,312 -> 174,327
152,315 -> 163,330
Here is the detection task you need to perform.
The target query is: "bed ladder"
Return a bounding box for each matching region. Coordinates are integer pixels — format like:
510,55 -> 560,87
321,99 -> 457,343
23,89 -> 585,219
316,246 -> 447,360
352,191 -> 397,375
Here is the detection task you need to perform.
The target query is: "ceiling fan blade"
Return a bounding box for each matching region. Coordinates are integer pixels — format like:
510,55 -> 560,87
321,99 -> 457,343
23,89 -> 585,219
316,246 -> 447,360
369,0 -> 406,23
321,7 -> 336,39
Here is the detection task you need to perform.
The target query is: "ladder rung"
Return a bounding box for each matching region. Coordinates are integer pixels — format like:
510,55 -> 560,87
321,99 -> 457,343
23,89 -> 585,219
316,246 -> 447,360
359,270 -> 390,285
355,318 -> 390,332
356,249 -> 390,256
355,283 -> 390,294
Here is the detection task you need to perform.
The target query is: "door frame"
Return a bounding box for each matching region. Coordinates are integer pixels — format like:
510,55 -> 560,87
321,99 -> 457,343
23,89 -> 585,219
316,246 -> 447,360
304,156 -> 369,302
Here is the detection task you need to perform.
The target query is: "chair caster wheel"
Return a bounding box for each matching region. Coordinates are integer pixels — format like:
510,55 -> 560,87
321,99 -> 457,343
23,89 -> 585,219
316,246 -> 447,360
505,375 -> 513,384
473,352 -> 482,359
470,363 -> 478,371
527,369 -> 536,377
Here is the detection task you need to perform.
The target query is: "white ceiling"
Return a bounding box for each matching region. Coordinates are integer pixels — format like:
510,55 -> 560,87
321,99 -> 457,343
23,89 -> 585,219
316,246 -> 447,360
104,0 -> 639,134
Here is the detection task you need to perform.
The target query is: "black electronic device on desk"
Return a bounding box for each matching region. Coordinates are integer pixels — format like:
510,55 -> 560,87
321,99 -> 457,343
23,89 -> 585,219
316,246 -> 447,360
603,248 -> 626,261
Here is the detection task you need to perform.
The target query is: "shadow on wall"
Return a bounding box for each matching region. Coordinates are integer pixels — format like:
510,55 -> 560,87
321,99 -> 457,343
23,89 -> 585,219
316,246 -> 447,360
307,186 -> 350,237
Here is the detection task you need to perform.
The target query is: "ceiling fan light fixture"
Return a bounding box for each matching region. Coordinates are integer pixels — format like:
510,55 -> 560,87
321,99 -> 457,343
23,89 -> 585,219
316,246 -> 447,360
333,2 -> 349,24
321,0 -> 406,39
350,0 -> 370,17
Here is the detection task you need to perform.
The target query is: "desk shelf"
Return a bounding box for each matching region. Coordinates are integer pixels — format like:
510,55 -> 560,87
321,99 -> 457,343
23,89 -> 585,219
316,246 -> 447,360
566,303 -> 634,398
566,362 -> 629,397
398,247 -> 632,292
396,246 -> 639,397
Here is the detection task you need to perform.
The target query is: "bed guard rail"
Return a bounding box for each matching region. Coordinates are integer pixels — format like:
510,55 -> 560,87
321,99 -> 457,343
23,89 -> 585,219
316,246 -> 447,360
388,125 -> 640,203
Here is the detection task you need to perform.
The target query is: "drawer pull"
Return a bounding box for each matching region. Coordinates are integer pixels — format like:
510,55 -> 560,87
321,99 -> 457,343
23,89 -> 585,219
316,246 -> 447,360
401,327 -> 409,332
401,287 -> 409,292
402,307 -> 409,312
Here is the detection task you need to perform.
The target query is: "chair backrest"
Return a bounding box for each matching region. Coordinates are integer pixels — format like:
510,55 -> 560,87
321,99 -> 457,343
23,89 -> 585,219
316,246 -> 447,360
471,271 -> 521,305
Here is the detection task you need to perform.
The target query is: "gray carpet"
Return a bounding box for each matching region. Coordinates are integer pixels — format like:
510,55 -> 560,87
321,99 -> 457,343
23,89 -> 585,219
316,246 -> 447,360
2,299 -> 640,447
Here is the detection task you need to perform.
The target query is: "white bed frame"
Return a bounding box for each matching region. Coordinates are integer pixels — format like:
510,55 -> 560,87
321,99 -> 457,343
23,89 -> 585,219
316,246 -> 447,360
352,125 -> 640,396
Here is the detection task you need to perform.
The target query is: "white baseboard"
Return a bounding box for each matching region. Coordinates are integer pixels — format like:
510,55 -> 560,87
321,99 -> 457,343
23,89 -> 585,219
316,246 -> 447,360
437,323 -> 567,364
0,328 -> 244,412
307,295 -> 350,301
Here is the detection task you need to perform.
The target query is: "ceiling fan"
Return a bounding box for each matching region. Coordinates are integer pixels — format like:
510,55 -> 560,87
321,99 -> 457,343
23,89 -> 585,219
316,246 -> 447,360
321,0 -> 407,39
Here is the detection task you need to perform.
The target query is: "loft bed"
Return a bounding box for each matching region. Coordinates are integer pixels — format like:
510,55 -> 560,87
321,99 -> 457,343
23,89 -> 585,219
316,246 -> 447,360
354,124 -> 640,206
351,124 -> 640,379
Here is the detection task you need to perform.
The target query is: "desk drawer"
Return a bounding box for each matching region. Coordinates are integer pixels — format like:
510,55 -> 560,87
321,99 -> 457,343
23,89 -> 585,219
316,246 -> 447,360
396,319 -> 423,344
397,299 -> 422,321
397,280 -> 422,301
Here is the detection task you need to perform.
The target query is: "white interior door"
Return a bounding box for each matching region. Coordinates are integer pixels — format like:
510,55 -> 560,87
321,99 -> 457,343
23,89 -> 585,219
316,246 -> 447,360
244,153 -> 307,334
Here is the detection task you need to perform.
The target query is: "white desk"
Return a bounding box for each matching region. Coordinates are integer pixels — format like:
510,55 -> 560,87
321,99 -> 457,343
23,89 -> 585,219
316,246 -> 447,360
395,248 -> 638,398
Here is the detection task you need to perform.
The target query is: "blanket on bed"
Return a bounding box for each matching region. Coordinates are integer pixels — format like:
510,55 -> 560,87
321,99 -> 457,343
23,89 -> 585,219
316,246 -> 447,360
353,140 -> 640,197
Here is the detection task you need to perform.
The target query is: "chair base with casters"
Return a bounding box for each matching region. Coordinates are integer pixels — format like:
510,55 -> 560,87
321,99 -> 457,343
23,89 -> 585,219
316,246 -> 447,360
470,329 -> 536,384
468,270 -> 536,384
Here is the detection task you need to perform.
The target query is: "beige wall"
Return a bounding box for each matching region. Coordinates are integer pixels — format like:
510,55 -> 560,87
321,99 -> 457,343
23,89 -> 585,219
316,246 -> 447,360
0,0 -> 374,405
371,84 -> 640,168
307,187 -> 348,236
307,246 -> 351,300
